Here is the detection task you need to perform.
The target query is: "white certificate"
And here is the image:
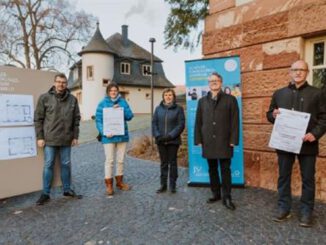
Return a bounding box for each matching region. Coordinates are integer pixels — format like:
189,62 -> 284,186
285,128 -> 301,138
268,108 -> 311,154
103,107 -> 124,136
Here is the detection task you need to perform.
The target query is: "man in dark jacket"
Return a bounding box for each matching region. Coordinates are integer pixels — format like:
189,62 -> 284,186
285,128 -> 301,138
267,60 -> 326,227
34,73 -> 81,205
195,72 -> 239,210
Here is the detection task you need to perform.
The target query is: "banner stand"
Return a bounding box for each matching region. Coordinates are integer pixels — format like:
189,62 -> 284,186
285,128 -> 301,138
185,56 -> 245,186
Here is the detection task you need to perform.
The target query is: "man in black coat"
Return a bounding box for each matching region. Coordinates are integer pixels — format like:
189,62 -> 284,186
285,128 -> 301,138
194,72 -> 239,210
267,60 -> 326,227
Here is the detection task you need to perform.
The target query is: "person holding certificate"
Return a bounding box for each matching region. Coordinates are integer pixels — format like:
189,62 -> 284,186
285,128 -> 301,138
152,88 -> 185,193
267,60 -> 326,227
95,82 -> 134,195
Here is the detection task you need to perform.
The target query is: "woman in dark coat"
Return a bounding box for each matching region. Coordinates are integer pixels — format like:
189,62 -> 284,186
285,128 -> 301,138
152,88 -> 185,193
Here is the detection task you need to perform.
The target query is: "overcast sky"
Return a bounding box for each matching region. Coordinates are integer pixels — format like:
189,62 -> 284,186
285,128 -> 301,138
76,0 -> 202,85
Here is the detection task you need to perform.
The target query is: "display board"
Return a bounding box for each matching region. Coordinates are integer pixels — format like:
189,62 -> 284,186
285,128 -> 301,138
185,56 -> 244,186
0,66 -> 61,199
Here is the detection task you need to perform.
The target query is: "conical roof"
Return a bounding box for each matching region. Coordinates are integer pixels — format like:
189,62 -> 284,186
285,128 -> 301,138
79,22 -> 115,56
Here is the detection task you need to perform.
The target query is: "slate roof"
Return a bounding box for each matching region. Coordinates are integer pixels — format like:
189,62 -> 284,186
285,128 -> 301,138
106,33 -> 162,62
69,25 -> 174,89
78,23 -> 115,56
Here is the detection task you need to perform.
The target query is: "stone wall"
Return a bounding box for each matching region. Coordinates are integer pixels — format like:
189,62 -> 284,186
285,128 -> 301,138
204,0 -> 326,200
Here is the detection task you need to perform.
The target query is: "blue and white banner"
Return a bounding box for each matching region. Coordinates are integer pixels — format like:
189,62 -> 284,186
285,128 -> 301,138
185,56 -> 244,185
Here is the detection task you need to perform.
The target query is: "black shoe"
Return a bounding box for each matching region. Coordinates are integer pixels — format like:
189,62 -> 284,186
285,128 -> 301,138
206,196 -> 221,204
156,186 -> 167,193
170,186 -> 176,193
299,214 -> 313,228
223,198 -> 236,211
272,210 -> 291,222
63,190 -> 83,199
36,194 -> 50,205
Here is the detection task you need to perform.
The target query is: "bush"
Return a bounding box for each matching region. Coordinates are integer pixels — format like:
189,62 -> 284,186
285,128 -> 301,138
128,134 -> 189,167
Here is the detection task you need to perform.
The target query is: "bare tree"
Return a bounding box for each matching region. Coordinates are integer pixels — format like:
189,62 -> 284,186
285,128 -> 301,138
0,0 -> 95,70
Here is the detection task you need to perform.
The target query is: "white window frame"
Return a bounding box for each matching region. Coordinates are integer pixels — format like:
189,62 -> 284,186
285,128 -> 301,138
142,64 -> 151,76
120,62 -> 130,75
305,36 -> 326,87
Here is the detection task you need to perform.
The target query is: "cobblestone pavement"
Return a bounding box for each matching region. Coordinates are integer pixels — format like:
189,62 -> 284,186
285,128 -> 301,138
1,130 -> 326,245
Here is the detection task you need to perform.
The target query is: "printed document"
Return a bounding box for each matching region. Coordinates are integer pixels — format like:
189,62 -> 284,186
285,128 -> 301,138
103,107 -> 124,136
269,108 -> 311,154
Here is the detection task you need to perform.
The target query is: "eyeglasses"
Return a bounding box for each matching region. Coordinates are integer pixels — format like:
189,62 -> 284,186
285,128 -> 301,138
55,81 -> 67,84
109,90 -> 118,92
290,68 -> 308,73
208,79 -> 221,83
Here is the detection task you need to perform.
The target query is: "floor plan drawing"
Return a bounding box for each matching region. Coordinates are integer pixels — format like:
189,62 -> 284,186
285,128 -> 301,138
0,127 -> 37,160
0,94 -> 34,126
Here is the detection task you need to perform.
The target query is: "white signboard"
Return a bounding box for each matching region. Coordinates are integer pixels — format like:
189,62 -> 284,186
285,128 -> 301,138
269,108 -> 311,154
0,94 -> 34,126
103,107 -> 125,136
0,127 -> 37,160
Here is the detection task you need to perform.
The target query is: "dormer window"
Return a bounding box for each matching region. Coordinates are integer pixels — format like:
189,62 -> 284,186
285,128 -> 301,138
120,62 -> 130,75
142,65 -> 151,76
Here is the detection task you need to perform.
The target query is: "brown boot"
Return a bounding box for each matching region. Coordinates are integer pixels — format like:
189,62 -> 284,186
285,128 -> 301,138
115,175 -> 131,191
104,178 -> 114,195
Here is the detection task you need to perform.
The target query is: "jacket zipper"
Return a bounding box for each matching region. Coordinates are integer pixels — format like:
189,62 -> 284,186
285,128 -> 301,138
164,108 -> 168,136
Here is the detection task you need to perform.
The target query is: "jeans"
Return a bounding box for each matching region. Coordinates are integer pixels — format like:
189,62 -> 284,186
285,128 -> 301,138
43,145 -> 72,195
157,144 -> 179,188
277,152 -> 316,214
207,158 -> 232,199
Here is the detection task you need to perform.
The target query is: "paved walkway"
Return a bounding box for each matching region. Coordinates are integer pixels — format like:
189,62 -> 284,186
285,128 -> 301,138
1,130 -> 326,245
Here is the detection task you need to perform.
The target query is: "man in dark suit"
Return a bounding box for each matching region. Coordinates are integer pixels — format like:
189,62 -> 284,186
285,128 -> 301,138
194,72 -> 239,210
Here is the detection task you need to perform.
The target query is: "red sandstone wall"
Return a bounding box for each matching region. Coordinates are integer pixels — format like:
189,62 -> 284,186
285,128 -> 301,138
204,0 -> 326,200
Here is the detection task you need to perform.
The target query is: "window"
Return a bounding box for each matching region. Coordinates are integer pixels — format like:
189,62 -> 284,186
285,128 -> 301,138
305,36 -> 326,88
120,91 -> 128,99
86,66 -> 94,80
102,79 -> 110,86
76,92 -> 82,104
142,64 -> 151,76
120,62 -> 130,75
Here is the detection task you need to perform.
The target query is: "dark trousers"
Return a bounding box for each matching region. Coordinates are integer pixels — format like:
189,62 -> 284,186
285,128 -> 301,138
277,152 -> 316,214
157,144 -> 179,188
207,158 -> 232,199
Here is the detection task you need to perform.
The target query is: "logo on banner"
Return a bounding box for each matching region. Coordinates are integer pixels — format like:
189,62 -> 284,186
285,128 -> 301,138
193,166 -> 202,174
224,59 -> 238,72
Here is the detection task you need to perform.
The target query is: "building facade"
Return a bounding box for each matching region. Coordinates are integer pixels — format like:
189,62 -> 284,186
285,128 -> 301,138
204,0 -> 326,200
68,24 -> 174,120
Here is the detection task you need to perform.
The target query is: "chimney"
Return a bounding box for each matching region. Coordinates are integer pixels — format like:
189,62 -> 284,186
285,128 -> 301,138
122,25 -> 129,46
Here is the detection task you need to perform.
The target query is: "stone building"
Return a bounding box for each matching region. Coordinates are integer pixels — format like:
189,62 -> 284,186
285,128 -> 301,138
68,23 -> 173,120
203,0 -> 326,200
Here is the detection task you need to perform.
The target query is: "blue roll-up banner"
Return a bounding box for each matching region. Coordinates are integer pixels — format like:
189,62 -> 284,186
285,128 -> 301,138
185,56 -> 244,186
